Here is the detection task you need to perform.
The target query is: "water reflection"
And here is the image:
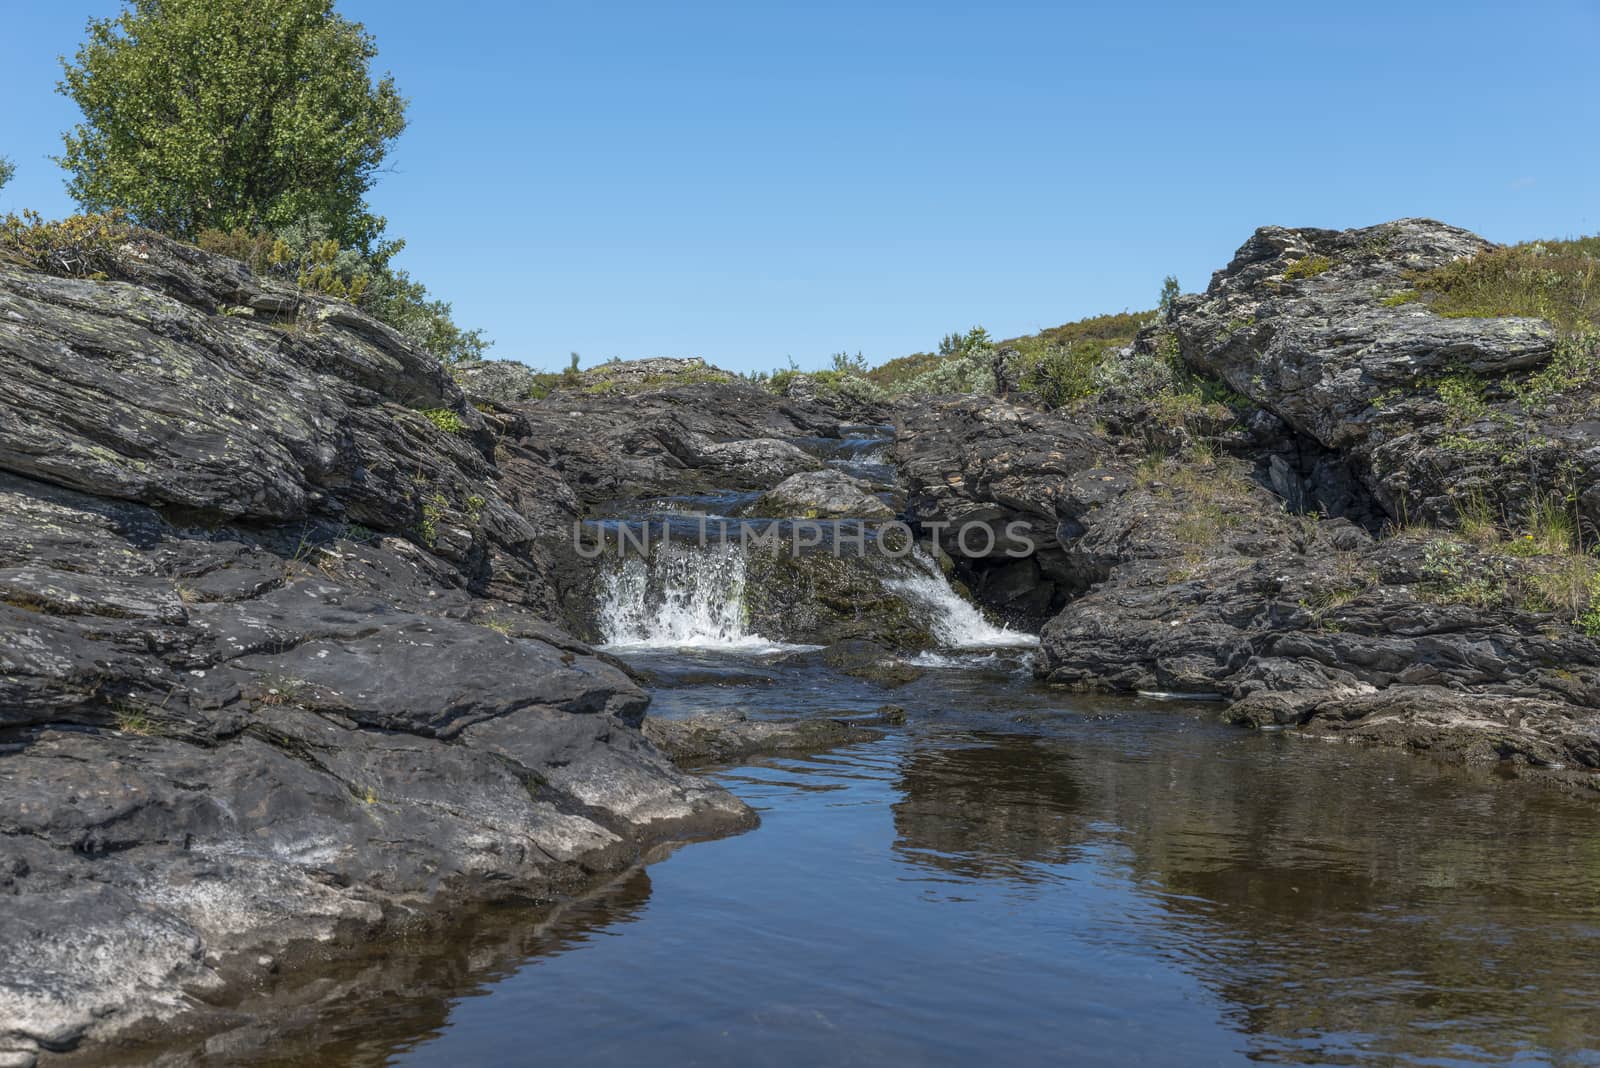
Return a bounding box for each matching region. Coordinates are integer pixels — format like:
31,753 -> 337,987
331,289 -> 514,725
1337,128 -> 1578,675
891,735 -> 1086,885
100,661 -> 1600,1067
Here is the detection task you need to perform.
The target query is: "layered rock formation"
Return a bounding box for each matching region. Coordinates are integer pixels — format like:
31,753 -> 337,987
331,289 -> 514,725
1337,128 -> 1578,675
0,232 -> 754,1065
4,213 -> 1599,1065
892,219 -> 1600,782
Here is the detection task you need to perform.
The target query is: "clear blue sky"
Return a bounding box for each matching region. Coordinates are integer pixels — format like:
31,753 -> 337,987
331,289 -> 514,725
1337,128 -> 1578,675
3,1 -> 1596,374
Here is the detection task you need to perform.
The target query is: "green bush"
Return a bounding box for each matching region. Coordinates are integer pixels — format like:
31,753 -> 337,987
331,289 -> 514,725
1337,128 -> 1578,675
198,216 -> 488,364
421,407 -> 466,434
1283,254 -> 1333,280
1018,342 -> 1099,406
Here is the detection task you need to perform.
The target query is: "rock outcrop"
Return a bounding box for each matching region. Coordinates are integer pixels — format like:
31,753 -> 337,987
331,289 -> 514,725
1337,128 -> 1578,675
1174,218 -> 1596,530
509,381 -> 847,503
889,219 -> 1600,783
0,231 -> 754,1064
893,395 -> 1103,625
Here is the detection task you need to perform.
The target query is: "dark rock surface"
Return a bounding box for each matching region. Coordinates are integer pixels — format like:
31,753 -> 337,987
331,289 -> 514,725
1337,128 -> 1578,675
450,356 -> 548,403
509,380 -> 859,504
892,395 -> 1102,627
0,233 -> 754,1065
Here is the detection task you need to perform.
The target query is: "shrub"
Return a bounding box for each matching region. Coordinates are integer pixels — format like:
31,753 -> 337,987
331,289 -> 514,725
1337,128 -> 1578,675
1510,328 -> 1600,406
200,215 -> 488,365
1435,371 -> 1487,425
421,407 -> 466,434
1019,342 -> 1099,406
1283,254 -> 1333,280
901,338 -> 996,395
0,209 -> 129,277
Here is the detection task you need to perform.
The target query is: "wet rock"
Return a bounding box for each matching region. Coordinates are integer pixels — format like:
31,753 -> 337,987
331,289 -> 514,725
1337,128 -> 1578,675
815,639 -> 925,687
747,468 -> 895,520
643,709 -> 883,766
744,550 -> 936,650
892,394 -> 1105,627
1226,686 -> 1600,779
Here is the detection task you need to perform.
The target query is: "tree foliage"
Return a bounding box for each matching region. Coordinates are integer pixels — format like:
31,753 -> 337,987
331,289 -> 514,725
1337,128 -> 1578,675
57,0 -> 406,251
0,156 -> 14,195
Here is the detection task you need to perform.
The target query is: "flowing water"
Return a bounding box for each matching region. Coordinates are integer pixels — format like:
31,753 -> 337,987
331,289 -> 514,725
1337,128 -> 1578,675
194,430 -> 1600,1067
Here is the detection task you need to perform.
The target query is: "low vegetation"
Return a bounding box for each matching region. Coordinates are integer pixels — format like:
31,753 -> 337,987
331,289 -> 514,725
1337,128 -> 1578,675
1283,253 -> 1333,280
1408,235 -> 1599,335
1417,487 -> 1600,630
0,209 -> 128,277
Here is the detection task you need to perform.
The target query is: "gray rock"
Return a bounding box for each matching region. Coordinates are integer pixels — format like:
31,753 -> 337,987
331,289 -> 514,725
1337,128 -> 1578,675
451,357 -> 549,403
643,709 -> 884,766
1171,217 -> 1595,529
748,469 -> 895,520
0,231 -> 756,1058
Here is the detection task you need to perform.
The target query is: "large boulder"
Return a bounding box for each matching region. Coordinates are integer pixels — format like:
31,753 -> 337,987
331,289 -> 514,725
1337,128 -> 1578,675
1172,218 -> 1597,530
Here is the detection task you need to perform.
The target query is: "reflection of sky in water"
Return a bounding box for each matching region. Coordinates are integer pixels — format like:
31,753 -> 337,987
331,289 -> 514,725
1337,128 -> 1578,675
188,650 -> 1600,1068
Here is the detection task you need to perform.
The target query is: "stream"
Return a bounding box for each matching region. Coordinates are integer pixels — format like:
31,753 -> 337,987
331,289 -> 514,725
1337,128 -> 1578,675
216,427 -> 1600,1067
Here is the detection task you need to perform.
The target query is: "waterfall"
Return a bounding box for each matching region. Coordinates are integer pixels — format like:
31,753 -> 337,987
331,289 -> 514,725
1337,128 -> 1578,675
595,536 -> 1035,653
887,556 -> 1038,649
597,541 -> 780,650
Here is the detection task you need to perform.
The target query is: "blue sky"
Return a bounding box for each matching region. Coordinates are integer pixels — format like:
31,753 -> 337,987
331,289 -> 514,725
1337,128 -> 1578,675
3,1 -> 1596,374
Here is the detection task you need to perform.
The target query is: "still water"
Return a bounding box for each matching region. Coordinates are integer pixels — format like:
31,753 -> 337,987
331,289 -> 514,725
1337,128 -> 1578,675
211,648 -> 1600,1067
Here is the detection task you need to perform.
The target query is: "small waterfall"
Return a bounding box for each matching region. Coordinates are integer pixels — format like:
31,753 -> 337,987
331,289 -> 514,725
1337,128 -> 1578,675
595,535 -> 1035,653
597,541 -> 779,650
887,557 -> 1038,649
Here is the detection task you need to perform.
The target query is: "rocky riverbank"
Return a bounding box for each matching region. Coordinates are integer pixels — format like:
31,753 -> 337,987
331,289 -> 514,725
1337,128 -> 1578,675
0,233 -> 773,1065
896,219 -> 1600,781
2,215 -> 1598,1064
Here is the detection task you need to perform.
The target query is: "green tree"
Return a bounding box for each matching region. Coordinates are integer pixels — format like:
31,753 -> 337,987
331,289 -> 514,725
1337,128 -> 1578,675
1158,275 -> 1181,318
0,156 -> 14,195
57,0 -> 406,251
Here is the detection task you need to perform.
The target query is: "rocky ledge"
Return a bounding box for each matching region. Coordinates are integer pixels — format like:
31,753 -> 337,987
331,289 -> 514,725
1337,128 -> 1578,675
0,232 -> 764,1065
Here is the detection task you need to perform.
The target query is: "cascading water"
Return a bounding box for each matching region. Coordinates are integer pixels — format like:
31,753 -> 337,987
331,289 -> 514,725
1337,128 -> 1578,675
596,541 -> 769,649
593,518 -> 1035,653
886,559 -> 1039,649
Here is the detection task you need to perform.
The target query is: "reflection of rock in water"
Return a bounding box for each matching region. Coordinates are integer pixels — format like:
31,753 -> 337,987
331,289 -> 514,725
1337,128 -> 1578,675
1073,740 -> 1600,1063
891,736 -> 1086,884
95,868 -> 657,1068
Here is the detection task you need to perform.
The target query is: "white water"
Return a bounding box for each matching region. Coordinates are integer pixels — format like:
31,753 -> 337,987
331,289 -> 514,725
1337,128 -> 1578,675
887,559 -> 1039,649
597,539 -> 1036,654
596,542 -> 791,651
